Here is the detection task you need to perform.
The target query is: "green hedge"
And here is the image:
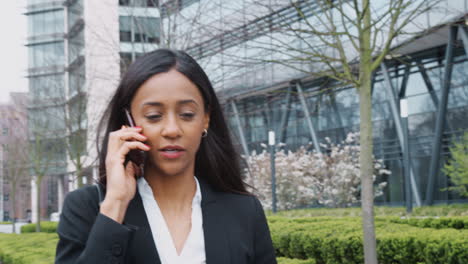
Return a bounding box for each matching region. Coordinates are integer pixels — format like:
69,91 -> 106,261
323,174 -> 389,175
20,222 -> 58,233
2,215 -> 468,264
268,216 -> 468,264
0,233 -> 58,264
277,257 -> 316,264
268,204 -> 468,218
386,216 -> 468,229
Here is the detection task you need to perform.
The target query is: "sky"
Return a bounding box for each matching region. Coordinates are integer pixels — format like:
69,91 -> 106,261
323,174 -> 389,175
0,0 -> 28,103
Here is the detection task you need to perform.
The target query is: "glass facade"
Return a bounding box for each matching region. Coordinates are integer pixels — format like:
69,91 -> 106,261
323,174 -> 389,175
28,10 -> 64,37
28,42 -> 64,69
26,1 -> 68,221
225,48 -> 468,205
119,16 -> 160,44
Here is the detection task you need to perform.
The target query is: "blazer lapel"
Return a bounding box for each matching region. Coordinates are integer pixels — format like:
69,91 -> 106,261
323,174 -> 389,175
124,191 -> 161,264
199,179 -> 231,264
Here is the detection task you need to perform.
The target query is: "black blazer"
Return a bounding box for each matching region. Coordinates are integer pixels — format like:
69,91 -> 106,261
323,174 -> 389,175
55,179 -> 277,264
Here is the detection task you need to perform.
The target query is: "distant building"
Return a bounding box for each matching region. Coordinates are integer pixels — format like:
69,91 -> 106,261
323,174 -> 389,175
0,93 -> 31,222
25,0 -> 160,220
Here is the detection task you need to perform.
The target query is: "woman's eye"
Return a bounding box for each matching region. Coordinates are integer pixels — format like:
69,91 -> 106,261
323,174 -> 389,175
146,114 -> 162,120
181,113 -> 195,119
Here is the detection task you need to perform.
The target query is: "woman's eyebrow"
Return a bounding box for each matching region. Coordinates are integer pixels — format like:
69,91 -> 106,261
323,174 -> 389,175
142,102 -> 163,107
178,99 -> 199,107
142,100 -> 199,107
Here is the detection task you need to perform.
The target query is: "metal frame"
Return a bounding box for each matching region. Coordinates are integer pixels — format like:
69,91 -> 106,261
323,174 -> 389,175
328,92 -> 346,140
399,64 -> 411,98
296,82 -> 321,154
459,25 -> 468,55
426,26 -> 458,205
279,86 -> 292,143
230,100 -> 250,158
381,62 -> 422,206
417,61 -> 439,108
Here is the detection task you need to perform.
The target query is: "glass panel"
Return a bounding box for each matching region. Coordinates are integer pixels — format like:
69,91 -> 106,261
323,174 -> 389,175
119,16 -> 132,42
133,17 -> 160,43
28,10 -> 64,37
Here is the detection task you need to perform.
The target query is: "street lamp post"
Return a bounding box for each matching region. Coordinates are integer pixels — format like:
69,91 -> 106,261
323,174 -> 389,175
400,99 -> 412,213
269,131 -> 277,213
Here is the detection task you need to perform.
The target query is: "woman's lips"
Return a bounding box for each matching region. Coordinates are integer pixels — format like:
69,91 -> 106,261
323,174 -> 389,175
159,149 -> 185,159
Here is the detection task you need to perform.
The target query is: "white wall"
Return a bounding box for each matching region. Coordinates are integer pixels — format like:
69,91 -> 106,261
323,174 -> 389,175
83,0 -> 121,173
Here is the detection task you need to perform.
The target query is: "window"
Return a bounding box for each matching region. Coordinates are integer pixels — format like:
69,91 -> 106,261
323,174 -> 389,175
29,74 -> 64,100
2,127 -> 8,135
4,194 -> 9,202
3,211 -> 9,222
119,0 -> 158,7
119,16 -> 132,42
119,0 -> 131,6
28,10 -> 64,37
28,42 -> 64,69
119,16 -> 160,44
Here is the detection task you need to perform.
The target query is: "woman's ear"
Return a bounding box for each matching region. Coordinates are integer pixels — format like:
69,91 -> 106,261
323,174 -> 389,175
203,111 -> 210,131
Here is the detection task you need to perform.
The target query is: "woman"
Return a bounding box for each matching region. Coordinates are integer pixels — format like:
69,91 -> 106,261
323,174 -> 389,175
55,49 -> 276,264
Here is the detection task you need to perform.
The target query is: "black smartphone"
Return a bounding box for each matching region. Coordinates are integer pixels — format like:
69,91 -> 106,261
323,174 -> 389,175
124,109 -> 147,177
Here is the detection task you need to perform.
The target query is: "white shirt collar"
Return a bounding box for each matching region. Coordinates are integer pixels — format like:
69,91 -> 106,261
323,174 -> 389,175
138,176 -> 202,205
137,176 -> 206,264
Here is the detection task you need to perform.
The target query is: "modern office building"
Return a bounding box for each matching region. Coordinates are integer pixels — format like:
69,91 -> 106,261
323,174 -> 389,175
164,0 -> 468,205
25,0 -> 160,220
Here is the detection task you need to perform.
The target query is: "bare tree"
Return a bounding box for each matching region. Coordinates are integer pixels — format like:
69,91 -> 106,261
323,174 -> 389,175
202,0 -> 442,263
1,99 -> 29,233
28,102 -> 65,232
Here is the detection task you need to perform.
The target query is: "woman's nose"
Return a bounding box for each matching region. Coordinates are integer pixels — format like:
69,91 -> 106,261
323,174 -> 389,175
161,115 -> 182,138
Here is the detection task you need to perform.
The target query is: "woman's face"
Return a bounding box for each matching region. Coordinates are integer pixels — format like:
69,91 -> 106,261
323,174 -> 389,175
130,69 -> 210,177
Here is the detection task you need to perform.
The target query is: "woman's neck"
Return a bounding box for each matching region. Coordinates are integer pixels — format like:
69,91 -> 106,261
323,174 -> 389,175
143,168 -> 197,213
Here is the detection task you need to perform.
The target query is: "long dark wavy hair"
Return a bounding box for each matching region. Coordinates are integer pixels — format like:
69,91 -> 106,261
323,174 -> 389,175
96,49 -> 248,194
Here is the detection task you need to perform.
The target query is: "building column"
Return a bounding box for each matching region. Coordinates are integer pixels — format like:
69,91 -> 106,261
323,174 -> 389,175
426,26 -> 458,205
458,25 -> 468,55
417,61 -> 439,107
296,82 -> 321,154
231,100 -> 250,158
381,63 -> 422,206
279,86 -> 292,143
31,177 -> 38,223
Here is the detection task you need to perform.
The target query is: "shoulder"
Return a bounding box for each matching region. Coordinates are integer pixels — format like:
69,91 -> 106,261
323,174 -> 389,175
61,185 -> 100,218
58,185 -> 101,242
212,191 -> 264,215
64,185 -> 99,204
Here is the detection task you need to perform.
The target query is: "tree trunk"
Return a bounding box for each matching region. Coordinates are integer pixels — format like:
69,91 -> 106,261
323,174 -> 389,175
35,175 -> 43,232
359,71 -> 377,264
359,0 -> 377,263
11,187 -> 16,234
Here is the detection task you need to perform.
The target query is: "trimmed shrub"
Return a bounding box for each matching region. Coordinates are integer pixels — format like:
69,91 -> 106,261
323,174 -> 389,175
0,233 -> 58,264
386,216 -> 468,229
268,216 -> 468,264
277,257 -> 317,264
21,222 -> 58,233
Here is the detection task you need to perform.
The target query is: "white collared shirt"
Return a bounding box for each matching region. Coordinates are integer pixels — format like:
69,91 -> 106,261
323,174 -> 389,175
138,177 -> 206,264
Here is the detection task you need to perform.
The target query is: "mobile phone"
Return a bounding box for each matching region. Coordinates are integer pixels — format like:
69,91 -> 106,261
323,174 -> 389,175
124,109 -> 147,177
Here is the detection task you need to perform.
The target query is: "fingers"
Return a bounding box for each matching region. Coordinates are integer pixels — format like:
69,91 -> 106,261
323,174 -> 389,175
116,141 -> 150,161
107,126 -> 147,152
126,161 -> 141,178
106,126 -> 150,166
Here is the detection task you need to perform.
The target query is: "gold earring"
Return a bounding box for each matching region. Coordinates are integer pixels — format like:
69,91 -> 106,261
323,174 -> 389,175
202,129 -> 208,138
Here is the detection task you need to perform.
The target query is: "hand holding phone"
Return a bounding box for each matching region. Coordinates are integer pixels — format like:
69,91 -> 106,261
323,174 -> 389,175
124,109 -> 147,177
